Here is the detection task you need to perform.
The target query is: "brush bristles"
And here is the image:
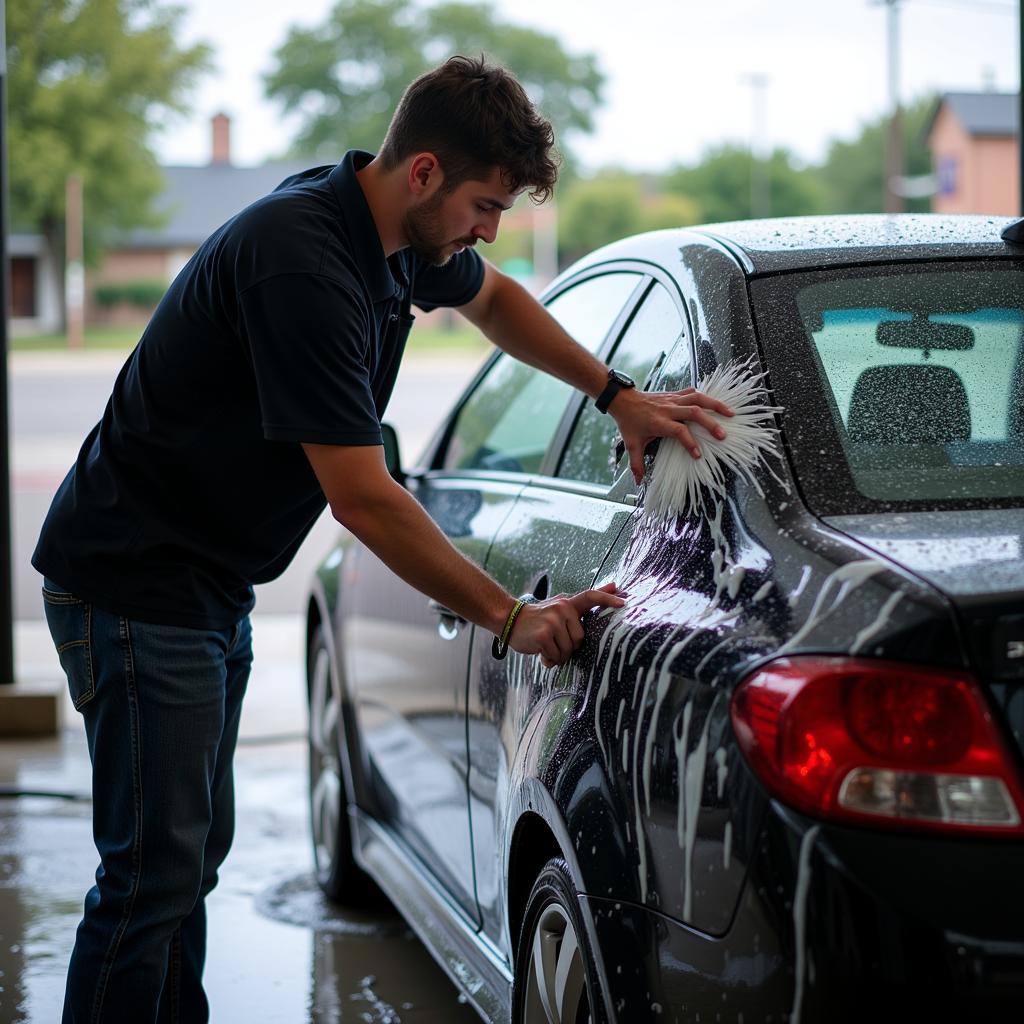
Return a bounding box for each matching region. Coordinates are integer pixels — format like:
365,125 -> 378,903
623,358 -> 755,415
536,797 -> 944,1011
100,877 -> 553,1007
642,358 -> 783,521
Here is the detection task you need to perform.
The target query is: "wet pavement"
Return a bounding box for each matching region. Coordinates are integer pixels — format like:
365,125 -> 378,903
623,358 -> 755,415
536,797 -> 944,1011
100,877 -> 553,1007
0,617 -> 481,1023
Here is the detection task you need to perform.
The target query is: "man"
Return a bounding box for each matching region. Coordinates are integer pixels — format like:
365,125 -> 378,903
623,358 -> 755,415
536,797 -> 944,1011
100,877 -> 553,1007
34,55 -> 732,1022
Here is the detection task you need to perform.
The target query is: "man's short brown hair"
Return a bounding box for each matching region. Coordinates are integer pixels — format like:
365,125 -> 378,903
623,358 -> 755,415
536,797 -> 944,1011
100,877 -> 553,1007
378,55 -> 558,203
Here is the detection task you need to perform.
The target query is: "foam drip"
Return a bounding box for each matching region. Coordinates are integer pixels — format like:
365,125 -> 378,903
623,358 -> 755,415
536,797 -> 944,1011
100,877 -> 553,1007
791,825 -> 821,1024
641,357 -> 784,522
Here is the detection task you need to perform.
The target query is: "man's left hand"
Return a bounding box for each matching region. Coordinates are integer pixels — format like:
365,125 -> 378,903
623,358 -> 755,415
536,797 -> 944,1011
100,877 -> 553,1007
610,387 -> 735,486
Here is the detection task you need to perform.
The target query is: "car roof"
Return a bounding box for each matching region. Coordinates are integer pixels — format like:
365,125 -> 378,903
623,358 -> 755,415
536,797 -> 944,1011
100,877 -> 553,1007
562,213 -> 1018,279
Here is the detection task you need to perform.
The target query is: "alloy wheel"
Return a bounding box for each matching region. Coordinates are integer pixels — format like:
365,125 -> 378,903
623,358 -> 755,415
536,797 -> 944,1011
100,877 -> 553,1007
309,643 -> 342,878
521,901 -> 592,1024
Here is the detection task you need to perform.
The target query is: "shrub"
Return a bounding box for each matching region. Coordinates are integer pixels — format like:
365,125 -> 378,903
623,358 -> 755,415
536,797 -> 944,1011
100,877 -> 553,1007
93,280 -> 167,308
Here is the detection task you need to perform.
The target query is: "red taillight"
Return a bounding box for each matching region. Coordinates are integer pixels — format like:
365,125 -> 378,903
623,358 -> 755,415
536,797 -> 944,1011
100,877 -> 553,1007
731,657 -> 1024,835
844,674 -> 971,764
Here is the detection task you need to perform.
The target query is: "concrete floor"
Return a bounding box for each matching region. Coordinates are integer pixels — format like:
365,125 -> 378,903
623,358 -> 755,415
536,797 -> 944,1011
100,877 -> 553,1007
0,617 -> 481,1023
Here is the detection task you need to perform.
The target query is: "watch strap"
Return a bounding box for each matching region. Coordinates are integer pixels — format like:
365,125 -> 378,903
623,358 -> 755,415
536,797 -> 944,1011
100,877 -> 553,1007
596,373 -> 633,414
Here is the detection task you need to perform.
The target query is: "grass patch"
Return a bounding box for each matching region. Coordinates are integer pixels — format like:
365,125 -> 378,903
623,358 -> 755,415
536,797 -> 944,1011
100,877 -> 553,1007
405,324 -> 488,354
10,327 -> 142,351
12,324 -> 488,355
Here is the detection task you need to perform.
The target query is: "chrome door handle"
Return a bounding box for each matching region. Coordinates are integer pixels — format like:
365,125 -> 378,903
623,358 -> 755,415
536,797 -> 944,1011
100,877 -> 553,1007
428,599 -> 466,640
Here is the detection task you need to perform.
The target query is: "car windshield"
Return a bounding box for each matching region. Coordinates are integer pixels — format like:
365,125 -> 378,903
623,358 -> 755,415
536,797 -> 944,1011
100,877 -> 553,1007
751,260 -> 1024,513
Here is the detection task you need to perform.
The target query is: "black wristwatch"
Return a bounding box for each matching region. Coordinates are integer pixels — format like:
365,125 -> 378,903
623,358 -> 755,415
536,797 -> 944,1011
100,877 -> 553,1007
595,368 -> 636,414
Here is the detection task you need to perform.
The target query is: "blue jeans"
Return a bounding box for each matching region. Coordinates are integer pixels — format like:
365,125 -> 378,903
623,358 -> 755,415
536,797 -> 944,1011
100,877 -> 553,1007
42,579 -> 253,1024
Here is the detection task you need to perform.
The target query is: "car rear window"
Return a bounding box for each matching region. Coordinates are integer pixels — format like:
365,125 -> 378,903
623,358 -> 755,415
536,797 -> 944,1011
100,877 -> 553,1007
751,261 -> 1024,513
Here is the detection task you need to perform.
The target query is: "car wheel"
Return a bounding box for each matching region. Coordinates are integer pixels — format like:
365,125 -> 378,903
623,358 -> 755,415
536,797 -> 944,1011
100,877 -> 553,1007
513,857 -> 601,1024
307,624 -> 374,903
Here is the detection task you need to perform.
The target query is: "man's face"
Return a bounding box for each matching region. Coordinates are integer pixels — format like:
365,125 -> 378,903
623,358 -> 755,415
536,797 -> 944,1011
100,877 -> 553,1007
403,166 -> 518,267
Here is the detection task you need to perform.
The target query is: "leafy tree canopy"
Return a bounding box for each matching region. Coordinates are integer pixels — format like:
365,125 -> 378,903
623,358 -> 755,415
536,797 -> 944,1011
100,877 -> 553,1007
664,145 -> 826,224
558,172 -> 700,264
263,0 -> 603,171
7,0 -> 211,254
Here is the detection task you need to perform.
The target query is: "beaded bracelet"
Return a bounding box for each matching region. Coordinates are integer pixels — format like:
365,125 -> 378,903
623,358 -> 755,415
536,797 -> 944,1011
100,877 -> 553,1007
492,596 -> 531,660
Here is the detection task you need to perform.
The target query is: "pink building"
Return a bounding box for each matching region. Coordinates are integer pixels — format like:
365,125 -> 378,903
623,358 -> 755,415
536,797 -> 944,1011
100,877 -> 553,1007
927,92 -> 1018,215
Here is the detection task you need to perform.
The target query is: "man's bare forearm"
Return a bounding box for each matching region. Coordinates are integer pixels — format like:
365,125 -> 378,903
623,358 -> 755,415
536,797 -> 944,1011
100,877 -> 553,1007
475,272 -> 609,400
336,477 -> 514,636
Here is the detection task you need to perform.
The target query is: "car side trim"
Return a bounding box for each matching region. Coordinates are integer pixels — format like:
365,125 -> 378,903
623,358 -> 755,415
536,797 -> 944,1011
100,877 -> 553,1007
352,809 -> 514,1023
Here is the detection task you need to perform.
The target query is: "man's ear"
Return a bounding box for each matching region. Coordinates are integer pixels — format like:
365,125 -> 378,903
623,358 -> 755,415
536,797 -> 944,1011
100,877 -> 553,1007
408,153 -> 443,196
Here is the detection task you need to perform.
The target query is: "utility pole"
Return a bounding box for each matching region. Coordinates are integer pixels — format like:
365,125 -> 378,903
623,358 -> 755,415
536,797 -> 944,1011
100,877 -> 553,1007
0,0 -> 14,687
532,199 -> 558,289
873,0 -> 904,212
65,174 -> 85,349
741,72 -> 771,218
1019,0 -> 1023,213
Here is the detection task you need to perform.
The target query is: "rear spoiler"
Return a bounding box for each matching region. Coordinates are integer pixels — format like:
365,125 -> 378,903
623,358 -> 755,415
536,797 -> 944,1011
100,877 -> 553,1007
1000,219 -> 1024,244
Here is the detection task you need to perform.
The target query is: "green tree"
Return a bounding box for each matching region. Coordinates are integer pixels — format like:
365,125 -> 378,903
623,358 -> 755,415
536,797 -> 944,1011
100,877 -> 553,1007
559,175 -> 643,263
8,0 -> 211,319
557,172 -> 700,265
813,93 -> 937,213
263,0 -> 603,170
665,145 -> 826,224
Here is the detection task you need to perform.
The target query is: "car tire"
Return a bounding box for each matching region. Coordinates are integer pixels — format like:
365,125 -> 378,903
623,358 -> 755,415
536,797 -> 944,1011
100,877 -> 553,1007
513,857 -> 603,1024
307,624 -> 378,905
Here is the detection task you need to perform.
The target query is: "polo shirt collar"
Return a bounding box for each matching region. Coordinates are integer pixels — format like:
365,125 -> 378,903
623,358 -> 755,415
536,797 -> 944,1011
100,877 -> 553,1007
329,150 -> 406,303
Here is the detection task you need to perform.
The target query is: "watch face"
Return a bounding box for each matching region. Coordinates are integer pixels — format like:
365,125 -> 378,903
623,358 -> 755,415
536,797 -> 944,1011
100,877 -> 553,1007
610,369 -> 636,387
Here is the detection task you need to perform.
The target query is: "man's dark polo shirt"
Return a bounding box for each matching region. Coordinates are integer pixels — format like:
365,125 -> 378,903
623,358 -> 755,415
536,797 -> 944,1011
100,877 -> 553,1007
32,150 -> 484,629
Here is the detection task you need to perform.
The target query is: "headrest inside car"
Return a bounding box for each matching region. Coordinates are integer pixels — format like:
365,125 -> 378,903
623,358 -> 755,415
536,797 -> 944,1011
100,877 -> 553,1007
847,364 -> 971,445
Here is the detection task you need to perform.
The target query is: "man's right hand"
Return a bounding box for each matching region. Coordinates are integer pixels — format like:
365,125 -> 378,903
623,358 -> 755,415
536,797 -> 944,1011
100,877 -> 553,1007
508,582 -> 626,668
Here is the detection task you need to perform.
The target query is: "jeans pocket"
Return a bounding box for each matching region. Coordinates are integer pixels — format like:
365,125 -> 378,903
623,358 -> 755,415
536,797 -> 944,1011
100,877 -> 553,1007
42,583 -> 96,710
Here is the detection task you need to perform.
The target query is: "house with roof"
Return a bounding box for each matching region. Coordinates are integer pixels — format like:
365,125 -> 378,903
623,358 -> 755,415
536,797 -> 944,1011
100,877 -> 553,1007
7,115 -> 310,335
927,91 -> 1018,215
86,114 -> 310,328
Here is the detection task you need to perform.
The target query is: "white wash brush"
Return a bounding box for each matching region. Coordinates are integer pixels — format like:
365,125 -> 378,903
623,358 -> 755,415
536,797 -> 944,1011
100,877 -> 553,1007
641,358 -> 784,522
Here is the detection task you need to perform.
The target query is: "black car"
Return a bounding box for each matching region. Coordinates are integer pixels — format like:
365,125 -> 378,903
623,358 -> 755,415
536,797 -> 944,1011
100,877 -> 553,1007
304,214 -> 1024,1023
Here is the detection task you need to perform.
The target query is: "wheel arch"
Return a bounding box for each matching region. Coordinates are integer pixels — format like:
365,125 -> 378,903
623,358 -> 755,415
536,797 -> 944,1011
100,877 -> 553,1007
304,571 -> 375,815
506,810 -> 563,962
305,594 -> 325,691
505,788 -> 617,1023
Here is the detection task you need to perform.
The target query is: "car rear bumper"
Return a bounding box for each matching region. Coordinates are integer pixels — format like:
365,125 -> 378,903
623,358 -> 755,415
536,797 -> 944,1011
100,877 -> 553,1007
584,806 -> 1024,1023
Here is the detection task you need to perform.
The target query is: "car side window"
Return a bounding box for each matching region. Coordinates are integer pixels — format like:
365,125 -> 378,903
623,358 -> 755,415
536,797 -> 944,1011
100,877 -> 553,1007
557,282 -> 688,486
442,273 -> 641,473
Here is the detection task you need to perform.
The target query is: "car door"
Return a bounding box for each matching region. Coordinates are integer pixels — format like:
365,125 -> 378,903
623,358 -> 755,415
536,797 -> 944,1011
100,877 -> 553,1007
465,276 -> 694,952
343,271 -> 642,921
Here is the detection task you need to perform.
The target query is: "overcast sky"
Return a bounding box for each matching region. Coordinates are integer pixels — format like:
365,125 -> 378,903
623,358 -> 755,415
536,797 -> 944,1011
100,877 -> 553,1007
154,0 -> 1018,173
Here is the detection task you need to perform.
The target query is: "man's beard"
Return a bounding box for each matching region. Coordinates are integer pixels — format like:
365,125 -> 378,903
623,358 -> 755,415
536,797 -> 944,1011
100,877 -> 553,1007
403,191 -> 472,267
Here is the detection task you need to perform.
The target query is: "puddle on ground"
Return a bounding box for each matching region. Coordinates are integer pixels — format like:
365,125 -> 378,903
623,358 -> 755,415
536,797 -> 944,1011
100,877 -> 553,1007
251,872 -> 484,1021
308,930 -> 478,1023
255,871 -> 407,937
0,740 -> 480,1023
